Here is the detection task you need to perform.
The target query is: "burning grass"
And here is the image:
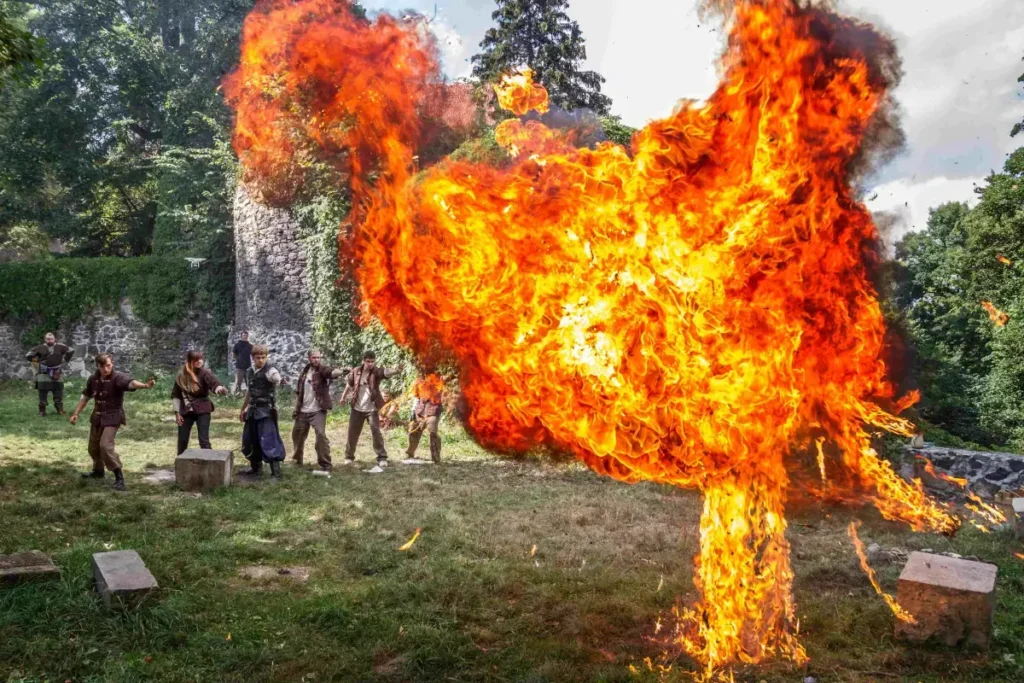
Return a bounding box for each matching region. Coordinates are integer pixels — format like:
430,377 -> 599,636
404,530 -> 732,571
1,381 -> 1024,682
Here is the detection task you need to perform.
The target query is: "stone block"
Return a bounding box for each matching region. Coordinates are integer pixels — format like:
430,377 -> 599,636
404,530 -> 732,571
895,551 -> 997,649
0,551 -> 60,587
175,449 -> 233,492
1013,498 -> 1024,540
92,550 -> 158,608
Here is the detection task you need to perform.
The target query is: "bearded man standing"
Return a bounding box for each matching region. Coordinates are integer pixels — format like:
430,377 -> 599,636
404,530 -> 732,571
25,332 -> 74,416
69,354 -> 155,491
292,349 -> 347,471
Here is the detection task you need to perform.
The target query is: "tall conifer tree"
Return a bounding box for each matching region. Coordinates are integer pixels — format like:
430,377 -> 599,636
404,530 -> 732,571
471,0 -> 612,115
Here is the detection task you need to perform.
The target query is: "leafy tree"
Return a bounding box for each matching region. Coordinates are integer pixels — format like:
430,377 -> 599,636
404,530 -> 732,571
0,1 -> 39,79
0,0 -> 251,257
472,0 -> 612,115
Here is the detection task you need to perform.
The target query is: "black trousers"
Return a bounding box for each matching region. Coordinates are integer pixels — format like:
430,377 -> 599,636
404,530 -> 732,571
177,412 -> 212,454
38,383 -> 64,409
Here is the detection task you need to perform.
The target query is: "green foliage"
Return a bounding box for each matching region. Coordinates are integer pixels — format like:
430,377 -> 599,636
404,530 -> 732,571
0,0 -> 250,257
447,128 -> 511,167
598,115 -> 636,149
472,0 -> 612,115
0,1 -> 40,80
892,157 -> 1024,450
0,256 -> 223,348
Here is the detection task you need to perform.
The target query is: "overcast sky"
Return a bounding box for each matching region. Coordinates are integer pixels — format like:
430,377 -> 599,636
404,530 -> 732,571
363,0 -> 1024,243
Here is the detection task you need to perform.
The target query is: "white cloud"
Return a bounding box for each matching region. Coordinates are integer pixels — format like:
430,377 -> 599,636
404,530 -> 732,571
867,175 -> 982,243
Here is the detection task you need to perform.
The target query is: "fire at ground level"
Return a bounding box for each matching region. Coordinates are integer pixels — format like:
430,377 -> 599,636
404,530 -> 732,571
0,387 -> 1022,682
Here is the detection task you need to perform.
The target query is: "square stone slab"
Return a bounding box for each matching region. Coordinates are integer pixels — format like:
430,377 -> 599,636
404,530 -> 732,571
895,551 -> 997,649
175,449 -> 233,492
0,551 -> 60,587
93,550 -> 158,608
1013,498 -> 1024,540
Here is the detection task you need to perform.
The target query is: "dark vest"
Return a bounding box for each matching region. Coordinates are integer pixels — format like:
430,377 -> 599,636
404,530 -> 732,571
247,365 -> 277,408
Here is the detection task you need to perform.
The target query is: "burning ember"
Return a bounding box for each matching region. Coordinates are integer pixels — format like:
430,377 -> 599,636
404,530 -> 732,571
981,301 -> 1010,326
226,0 -> 959,673
997,254 -> 1012,266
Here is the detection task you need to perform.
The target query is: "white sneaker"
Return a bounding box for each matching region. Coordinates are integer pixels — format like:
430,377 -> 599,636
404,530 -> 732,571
363,465 -> 385,474
377,459 -> 389,469
341,459 -> 356,466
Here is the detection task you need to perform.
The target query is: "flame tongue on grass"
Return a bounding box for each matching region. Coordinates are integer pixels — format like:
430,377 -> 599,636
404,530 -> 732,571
981,301 -> 1010,326
848,522 -> 916,624
399,528 -> 422,551
226,0 -> 960,672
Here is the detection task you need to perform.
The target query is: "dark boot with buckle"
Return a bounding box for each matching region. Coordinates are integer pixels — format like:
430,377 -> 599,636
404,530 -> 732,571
270,460 -> 282,478
113,469 -> 126,491
38,404 -> 46,417
81,469 -> 104,479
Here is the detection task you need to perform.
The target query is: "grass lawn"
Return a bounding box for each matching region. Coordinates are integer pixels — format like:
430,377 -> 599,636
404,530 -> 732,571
1,377 -> 1023,682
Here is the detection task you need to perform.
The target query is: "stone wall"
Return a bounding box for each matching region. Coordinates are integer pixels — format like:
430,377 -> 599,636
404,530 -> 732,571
904,444 -> 1024,497
231,185 -> 314,378
0,299 -> 214,380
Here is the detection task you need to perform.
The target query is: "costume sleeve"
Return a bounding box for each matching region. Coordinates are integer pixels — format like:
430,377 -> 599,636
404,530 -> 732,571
62,345 -> 74,362
202,368 -> 225,391
382,367 -> 401,379
82,376 -> 95,398
116,373 -> 134,392
25,345 -> 41,362
171,382 -> 182,400
346,369 -> 356,387
268,368 -> 282,385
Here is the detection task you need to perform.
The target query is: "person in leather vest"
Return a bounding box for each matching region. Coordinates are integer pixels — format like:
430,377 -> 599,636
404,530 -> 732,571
172,350 -> 228,454
25,332 -> 74,416
340,350 -> 403,468
68,353 -> 155,491
292,348 -> 348,470
239,344 -> 287,477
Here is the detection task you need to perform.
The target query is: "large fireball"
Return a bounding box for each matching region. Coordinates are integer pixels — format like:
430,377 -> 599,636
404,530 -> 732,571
226,0 -> 958,672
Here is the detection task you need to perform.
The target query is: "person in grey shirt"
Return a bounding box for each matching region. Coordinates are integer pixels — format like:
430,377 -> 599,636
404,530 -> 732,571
291,349 -> 347,470
340,350 -> 402,468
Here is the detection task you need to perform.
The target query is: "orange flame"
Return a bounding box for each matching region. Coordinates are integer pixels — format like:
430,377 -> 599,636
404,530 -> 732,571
981,301 -> 1009,326
966,492 -> 1007,526
494,67 -> 550,116
399,528 -> 422,551
915,456 -> 968,489
412,373 -> 444,404
997,254 -> 1012,266
226,0 -> 959,672
847,522 -> 916,624
1015,552 -> 1024,561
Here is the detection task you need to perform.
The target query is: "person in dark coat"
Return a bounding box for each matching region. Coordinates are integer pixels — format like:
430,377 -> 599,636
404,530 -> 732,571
68,353 -> 155,491
239,344 -> 287,478
25,332 -> 74,416
291,348 -> 348,471
171,350 -> 227,454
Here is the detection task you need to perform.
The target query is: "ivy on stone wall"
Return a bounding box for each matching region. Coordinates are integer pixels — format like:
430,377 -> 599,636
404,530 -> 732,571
0,256 -> 226,349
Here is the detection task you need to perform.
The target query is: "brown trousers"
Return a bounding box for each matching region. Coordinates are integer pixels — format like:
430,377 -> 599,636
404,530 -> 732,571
233,368 -> 247,395
346,409 -> 388,462
407,415 -> 441,463
88,424 -> 122,472
292,410 -> 332,469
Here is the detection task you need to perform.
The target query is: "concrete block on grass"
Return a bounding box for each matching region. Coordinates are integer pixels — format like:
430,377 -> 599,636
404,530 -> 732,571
0,551 -> 60,587
895,551 -> 997,649
93,550 -> 158,608
175,449 -> 233,492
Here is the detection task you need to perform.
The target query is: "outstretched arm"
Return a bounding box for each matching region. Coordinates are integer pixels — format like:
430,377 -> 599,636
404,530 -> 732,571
383,365 -> 404,379
129,379 -> 155,390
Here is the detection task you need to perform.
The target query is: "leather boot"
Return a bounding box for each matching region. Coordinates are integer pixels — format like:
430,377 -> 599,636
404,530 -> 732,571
270,460 -> 282,478
55,403 -> 65,416
38,404 -> 46,417
113,469 -> 126,491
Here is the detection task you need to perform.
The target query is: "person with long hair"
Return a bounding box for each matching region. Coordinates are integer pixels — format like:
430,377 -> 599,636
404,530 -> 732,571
68,353 -> 155,491
171,350 -> 227,454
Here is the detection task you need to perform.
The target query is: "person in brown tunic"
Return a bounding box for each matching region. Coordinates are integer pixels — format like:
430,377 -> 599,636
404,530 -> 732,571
340,350 -> 403,468
68,353 -> 155,491
292,349 -> 348,471
406,374 -> 444,464
25,332 -> 74,416
171,350 -> 228,454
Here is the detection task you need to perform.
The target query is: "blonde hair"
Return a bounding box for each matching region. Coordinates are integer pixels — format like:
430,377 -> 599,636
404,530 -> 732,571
176,350 -> 204,393
252,344 -> 269,357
